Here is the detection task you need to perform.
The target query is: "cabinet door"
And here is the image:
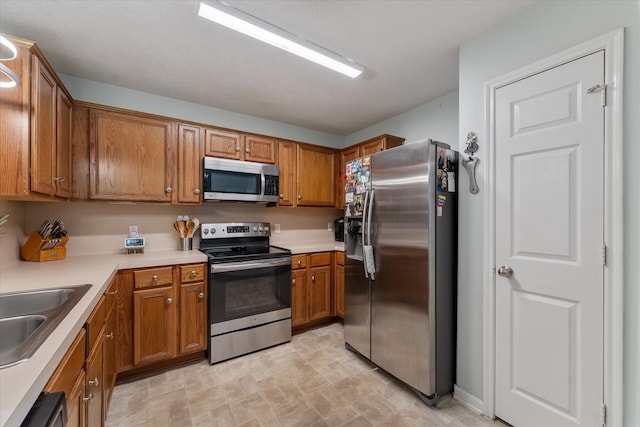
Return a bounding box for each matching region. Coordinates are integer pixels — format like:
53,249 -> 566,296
204,128 -> 242,160
335,264 -> 345,319
244,134 -> 276,163
179,282 -> 207,354
277,140 -> 296,206
66,369 -> 86,427
90,109 -> 174,202
360,138 -> 384,156
103,309 -> 116,421
297,144 -> 335,206
85,343 -> 103,427
115,271 -> 134,373
55,87 -> 72,198
133,286 -> 177,365
308,266 -> 332,321
176,124 -> 203,204
336,146 -> 359,209
31,54 -> 57,196
291,269 -> 308,327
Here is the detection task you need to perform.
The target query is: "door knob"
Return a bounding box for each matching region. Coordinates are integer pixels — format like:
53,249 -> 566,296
166,297 -> 173,304
497,266 -> 513,278
198,292 -> 204,299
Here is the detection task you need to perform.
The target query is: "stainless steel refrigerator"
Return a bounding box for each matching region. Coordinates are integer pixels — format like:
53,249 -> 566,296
343,139 -> 457,404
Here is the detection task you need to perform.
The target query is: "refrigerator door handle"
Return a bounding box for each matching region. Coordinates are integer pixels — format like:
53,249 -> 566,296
365,189 -> 376,280
362,189 -> 370,278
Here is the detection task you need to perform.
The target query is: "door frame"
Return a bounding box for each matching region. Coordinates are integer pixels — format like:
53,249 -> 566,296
483,29 -> 624,426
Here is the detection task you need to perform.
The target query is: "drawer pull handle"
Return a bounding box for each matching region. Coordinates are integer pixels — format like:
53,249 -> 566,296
83,393 -> 94,403
297,260 -> 302,265
236,146 -> 241,152
106,290 -> 118,295
152,275 -> 158,281
292,278 -> 296,284
194,188 -> 201,195
198,292 -> 205,299
311,275 -> 315,281
89,377 -> 99,387
166,297 -> 173,304
105,332 -> 114,339
190,270 -> 197,277
165,186 -> 173,193
246,148 -> 250,153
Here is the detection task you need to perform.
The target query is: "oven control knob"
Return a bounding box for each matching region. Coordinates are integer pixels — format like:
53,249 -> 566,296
258,226 -> 264,232
264,226 -> 270,232
211,228 -> 216,234
203,229 -> 209,235
253,226 -> 258,232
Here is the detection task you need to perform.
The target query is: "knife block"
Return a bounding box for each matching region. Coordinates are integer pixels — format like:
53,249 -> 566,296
21,231 -> 69,262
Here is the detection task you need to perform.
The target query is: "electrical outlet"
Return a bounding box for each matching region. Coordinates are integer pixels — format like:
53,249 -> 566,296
129,225 -> 138,237
328,222 -> 332,231
274,224 -> 281,234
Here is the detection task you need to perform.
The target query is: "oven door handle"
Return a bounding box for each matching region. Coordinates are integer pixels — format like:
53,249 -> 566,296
210,257 -> 292,273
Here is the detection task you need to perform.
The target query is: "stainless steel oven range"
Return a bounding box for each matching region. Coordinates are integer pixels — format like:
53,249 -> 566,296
199,222 -> 292,364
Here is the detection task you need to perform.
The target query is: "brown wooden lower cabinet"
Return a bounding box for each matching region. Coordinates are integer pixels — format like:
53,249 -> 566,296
85,341 -> 103,426
291,252 -> 333,327
133,285 -> 177,365
179,282 -> 207,354
67,368 -> 86,427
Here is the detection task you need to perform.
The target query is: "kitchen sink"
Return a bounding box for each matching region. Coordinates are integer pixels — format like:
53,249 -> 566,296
0,284 -> 92,369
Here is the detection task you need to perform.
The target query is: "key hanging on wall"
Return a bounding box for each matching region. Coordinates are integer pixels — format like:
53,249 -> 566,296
462,132 -> 479,194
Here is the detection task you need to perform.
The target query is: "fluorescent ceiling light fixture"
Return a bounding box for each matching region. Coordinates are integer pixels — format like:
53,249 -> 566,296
197,1 -> 364,78
0,35 -> 19,88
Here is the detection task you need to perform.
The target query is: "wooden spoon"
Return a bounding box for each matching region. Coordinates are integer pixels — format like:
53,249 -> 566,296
186,220 -> 195,238
177,220 -> 186,238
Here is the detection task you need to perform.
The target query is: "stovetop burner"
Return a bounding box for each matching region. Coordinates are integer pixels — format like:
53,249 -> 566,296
198,222 -> 291,263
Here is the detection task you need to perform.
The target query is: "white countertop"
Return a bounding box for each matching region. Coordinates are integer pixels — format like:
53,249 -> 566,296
0,241 -> 343,426
0,250 -> 206,427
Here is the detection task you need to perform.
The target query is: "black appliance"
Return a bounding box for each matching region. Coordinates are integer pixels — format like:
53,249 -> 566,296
334,217 -> 344,242
21,392 -> 67,427
199,222 -> 292,363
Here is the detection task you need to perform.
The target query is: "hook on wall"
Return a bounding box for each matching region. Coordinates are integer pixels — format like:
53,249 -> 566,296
462,132 -> 479,194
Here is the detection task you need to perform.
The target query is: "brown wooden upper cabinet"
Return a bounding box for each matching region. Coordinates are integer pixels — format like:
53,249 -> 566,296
176,124 -> 204,204
335,134 -> 404,209
89,109 -> 175,202
204,128 -> 276,164
277,140 -> 336,207
0,35 -> 72,199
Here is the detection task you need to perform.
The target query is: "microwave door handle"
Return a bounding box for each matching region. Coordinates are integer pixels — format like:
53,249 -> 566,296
260,173 -> 266,197
210,257 -> 292,274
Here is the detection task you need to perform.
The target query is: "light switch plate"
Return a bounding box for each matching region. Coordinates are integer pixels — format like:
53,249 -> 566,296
274,224 -> 281,233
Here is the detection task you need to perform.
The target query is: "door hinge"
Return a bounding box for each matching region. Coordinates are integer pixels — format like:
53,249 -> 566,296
600,402 -> 607,425
587,83 -> 608,107
601,244 -> 607,266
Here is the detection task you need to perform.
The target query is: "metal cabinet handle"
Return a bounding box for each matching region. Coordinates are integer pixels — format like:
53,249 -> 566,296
245,148 -> 250,153
236,146 -> 241,152
292,278 -> 296,284
190,270 -> 197,277
198,292 -> 204,299
106,290 -> 118,295
297,260 -> 302,265
194,188 -> 201,195
89,377 -> 99,386
166,297 -> 173,304
165,187 -> 173,193
298,195 -> 302,200
497,266 -> 513,278
311,275 -> 315,281
152,275 -> 158,281
83,393 -> 94,403
279,194 -> 284,199
54,176 -> 65,183
105,332 -> 114,339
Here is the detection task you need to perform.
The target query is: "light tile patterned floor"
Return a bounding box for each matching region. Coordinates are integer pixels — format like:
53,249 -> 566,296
106,323 -> 502,426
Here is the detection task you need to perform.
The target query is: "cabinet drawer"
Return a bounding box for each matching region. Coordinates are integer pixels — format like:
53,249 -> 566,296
44,329 -> 86,398
336,251 -> 345,266
291,254 -> 307,270
85,296 -> 106,353
309,252 -> 331,267
180,264 -> 205,283
134,266 -> 173,289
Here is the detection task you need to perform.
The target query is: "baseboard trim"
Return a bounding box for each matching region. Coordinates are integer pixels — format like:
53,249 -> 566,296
453,385 -> 484,415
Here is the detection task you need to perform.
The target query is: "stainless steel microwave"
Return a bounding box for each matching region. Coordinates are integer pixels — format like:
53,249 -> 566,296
203,157 -> 279,203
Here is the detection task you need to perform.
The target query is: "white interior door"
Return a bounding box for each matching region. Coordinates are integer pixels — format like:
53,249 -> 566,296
495,51 -> 605,427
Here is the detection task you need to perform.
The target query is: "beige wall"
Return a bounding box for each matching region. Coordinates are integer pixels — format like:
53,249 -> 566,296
16,201 -> 341,257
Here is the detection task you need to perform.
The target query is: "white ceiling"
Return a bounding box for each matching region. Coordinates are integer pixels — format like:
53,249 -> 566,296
0,0 -> 534,135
